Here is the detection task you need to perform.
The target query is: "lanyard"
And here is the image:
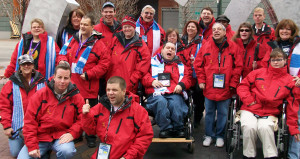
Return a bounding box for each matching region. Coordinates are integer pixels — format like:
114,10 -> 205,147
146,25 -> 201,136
218,52 -> 221,72
75,35 -> 89,58
28,40 -> 40,56
138,21 -> 154,35
104,105 -> 122,143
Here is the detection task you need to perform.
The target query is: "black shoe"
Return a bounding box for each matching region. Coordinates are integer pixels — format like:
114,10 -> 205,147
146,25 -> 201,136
159,129 -> 172,138
87,140 -> 96,148
73,135 -> 83,144
85,134 -> 97,148
175,129 -> 185,138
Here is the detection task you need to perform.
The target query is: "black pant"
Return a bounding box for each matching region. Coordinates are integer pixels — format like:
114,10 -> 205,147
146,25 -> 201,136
191,81 -> 205,124
84,98 -> 98,142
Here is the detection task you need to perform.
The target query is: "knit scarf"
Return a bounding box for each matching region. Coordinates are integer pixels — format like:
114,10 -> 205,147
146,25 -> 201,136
289,43 -> 300,76
136,18 -> 160,56
15,36 -> 56,79
59,37 -> 73,55
151,54 -> 184,96
61,29 -> 69,47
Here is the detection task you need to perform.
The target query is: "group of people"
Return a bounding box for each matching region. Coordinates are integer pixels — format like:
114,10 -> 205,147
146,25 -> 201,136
0,1 -> 299,159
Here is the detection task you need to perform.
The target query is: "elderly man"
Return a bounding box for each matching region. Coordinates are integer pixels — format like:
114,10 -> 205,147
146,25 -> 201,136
198,7 -> 215,40
215,14 -> 235,40
64,14 -> 110,147
81,76 -> 153,159
17,62 -> 84,159
252,7 -> 275,47
194,23 -> 243,147
142,42 -> 192,138
106,14 -> 150,94
136,5 -> 165,56
94,2 -> 121,46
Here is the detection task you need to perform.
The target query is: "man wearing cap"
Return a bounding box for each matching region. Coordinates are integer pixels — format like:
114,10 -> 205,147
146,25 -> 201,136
64,14 -> 110,147
94,2 -> 122,46
198,7 -> 215,40
136,5 -> 165,56
0,54 -> 45,158
215,14 -> 235,40
106,14 -> 150,93
17,62 -> 84,159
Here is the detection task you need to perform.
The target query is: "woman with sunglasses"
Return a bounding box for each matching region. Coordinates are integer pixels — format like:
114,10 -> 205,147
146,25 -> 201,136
181,20 -> 206,126
232,22 -> 268,78
0,54 -> 45,157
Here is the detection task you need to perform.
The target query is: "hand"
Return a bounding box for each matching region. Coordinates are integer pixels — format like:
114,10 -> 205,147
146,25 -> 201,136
59,133 -> 74,144
82,99 -> 90,115
80,73 -> 86,80
293,76 -> 300,87
173,85 -> 182,94
199,83 -> 205,89
248,101 -> 256,106
29,149 -> 41,158
252,61 -> 257,70
294,134 -> 300,142
0,75 -> 7,80
4,128 -> 13,137
152,80 -> 164,88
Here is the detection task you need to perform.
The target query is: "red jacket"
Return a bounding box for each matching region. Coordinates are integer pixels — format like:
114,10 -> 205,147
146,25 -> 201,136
199,17 -> 216,40
5,32 -> 63,78
106,32 -> 151,93
136,17 -> 165,54
194,38 -> 243,101
0,71 -> 45,129
234,38 -> 268,78
225,24 -> 235,40
237,66 -> 300,135
252,22 -> 275,47
81,92 -> 153,159
23,79 -> 84,152
94,17 -> 122,46
65,31 -> 111,99
142,55 -> 193,95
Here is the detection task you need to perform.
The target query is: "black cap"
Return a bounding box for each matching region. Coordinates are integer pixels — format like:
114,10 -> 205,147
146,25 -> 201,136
216,15 -> 230,23
102,2 -> 115,9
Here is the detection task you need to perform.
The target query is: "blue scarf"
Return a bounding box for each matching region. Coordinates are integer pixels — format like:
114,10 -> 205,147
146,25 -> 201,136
59,37 -> 73,55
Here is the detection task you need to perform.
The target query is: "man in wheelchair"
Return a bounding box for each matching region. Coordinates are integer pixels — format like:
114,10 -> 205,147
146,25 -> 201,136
141,42 -> 192,138
237,48 -> 300,159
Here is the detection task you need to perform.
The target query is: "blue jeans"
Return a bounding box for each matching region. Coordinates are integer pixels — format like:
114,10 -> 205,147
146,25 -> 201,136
146,94 -> 188,131
17,140 -> 76,159
8,137 -> 24,157
204,97 -> 231,139
288,106 -> 300,159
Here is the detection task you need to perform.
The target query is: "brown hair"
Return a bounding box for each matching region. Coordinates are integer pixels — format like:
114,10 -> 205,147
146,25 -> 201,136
275,19 -> 299,42
270,48 -> 287,59
66,8 -> 85,29
201,7 -> 214,14
31,18 -> 45,30
165,28 -> 180,42
54,62 -> 71,77
182,20 -> 200,36
107,76 -> 126,90
232,22 -> 254,42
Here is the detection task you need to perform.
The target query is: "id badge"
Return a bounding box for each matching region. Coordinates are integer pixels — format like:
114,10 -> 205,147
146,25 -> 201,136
142,35 -> 147,43
97,143 -> 111,159
213,74 -> 225,88
158,73 -> 171,87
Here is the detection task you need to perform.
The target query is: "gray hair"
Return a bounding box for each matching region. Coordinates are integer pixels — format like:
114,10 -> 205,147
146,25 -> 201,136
213,22 -> 226,32
142,5 -> 155,15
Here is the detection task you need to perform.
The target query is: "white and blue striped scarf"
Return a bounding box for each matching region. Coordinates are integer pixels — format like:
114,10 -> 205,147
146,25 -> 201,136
61,29 -> 69,47
15,36 -> 56,79
59,37 -> 73,55
11,82 -> 44,138
290,43 -> 300,76
136,18 -> 160,56
151,55 -> 184,96
192,42 -> 202,78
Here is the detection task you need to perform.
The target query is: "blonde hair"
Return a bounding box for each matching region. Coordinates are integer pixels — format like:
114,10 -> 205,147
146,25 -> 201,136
253,7 -> 265,15
30,18 -> 45,30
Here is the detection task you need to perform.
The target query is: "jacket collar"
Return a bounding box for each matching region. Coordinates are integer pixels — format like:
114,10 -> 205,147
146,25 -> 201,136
252,22 -> 272,35
73,30 -> 103,46
213,37 -> 229,51
139,16 -> 154,28
101,17 -> 121,33
199,17 -> 215,30
181,34 -> 202,47
115,31 -> 142,51
10,70 -> 45,89
268,65 -> 288,78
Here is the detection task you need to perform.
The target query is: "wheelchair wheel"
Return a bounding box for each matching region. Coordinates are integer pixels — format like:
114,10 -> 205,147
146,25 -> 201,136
187,138 -> 195,153
225,103 -> 234,153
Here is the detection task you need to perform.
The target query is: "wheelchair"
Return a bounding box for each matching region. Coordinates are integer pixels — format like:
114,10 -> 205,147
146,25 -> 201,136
137,83 -> 195,153
225,96 -> 289,159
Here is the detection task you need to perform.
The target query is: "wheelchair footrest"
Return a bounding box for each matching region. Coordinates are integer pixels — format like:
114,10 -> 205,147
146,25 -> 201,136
152,138 -> 193,143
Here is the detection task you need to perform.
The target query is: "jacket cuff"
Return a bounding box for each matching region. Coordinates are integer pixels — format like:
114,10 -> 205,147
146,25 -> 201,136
178,82 -> 186,90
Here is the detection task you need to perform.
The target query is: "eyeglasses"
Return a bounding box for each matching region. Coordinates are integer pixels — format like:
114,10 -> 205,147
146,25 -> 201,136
240,29 -> 250,32
270,59 -> 284,62
144,12 -> 154,16
32,26 -> 42,29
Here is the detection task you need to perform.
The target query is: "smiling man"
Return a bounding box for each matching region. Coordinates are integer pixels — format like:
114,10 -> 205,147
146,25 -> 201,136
194,23 -> 243,147
18,62 -> 84,159
94,2 -> 121,46
136,5 -> 165,56
142,42 -> 192,138
106,14 -> 150,94
81,76 -> 153,159
198,7 -> 215,40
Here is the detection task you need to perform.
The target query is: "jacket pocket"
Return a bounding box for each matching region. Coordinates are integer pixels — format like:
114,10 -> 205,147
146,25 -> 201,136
61,105 -> 67,119
274,86 -> 281,97
115,118 -> 123,134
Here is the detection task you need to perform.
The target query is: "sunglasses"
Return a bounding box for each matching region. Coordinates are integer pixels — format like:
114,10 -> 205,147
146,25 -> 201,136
240,29 -> 250,32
